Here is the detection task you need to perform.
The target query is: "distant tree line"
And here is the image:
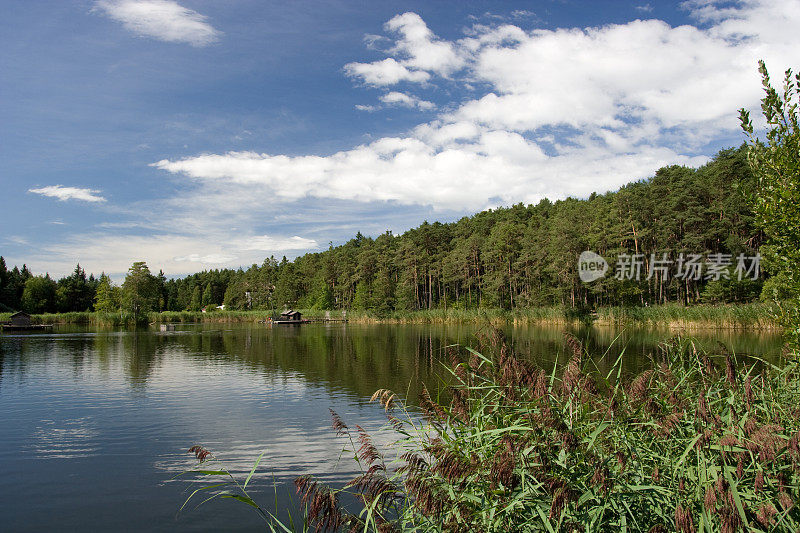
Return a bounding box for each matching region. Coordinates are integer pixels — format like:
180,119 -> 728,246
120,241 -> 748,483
1,146 -> 780,316
0,261 -> 98,314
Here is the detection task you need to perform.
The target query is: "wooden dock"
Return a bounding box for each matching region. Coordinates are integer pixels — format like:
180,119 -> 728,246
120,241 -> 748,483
1,324 -> 53,332
263,318 -> 348,325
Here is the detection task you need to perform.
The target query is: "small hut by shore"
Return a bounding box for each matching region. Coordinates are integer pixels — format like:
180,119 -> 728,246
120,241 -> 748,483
274,310 -> 309,324
1,311 -> 53,331
10,311 -> 32,326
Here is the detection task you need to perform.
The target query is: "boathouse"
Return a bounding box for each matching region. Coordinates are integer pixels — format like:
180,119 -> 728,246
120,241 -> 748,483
9,311 -> 32,327
279,310 -> 303,322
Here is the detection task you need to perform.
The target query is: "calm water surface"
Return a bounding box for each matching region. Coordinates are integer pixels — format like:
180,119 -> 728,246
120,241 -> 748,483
0,323 -> 784,531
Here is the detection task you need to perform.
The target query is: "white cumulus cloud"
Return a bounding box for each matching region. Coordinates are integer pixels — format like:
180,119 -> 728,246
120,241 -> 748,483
33,1 -> 797,279
380,91 -> 436,110
383,12 -> 464,76
345,13 -> 463,86
25,232 -> 319,278
94,0 -> 221,46
238,235 -> 319,252
174,253 -> 237,264
344,58 -> 429,86
29,185 -> 106,203
154,1 -> 799,212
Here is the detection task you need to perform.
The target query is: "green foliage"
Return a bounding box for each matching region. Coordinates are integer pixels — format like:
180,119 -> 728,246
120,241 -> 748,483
273,259 -> 298,309
760,271 -> 796,302
371,269 -> 395,315
740,60 -> 800,343
202,283 -> 213,307
0,258 -> 31,311
121,261 -> 159,325
190,285 -> 202,311
303,276 -> 333,310
344,336 -> 799,532
352,281 -> 371,310
21,275 -> 57,313
56,264 -> 96,312
152,310 -> 267,323
94,274 -> 120,313
701,276 -> 763,304
202,147 -> 762,314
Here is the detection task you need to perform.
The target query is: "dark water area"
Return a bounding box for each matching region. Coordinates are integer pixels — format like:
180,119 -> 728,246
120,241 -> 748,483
0,323 -> 784,531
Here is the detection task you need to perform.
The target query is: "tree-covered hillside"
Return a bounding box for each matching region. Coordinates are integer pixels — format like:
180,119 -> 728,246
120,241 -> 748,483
0,146 -> 769,315
217,146 -> 764,313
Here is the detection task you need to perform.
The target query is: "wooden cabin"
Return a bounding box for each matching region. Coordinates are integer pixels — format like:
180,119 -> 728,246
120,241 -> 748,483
269,309 -> 310,325
279,310 -> 303,322
10,311 -> 32,326
1,311 -> 52,331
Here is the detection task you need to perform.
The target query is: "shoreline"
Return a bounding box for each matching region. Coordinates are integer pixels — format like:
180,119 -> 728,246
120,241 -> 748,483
2,303 -> 781,330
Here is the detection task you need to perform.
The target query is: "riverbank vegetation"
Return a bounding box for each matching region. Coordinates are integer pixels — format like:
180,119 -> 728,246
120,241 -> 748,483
1,302 -> 780,329
344,302 -> 779,329
186,331 -> 800,531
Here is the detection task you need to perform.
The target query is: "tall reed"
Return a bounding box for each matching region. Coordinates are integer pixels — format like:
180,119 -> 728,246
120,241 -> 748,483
343,304 -> 778,329
183,331 -> 799,531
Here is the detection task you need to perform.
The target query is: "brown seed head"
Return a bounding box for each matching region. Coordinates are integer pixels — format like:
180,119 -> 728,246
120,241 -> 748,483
329,408 -> 349,437
725,354 -> 736,385
355,425 -> 381,467
188,445 -> 211,463
675,504 -> 696,533
744,375 -> 754,410
754,470 -> 765,493
548,484 -> 571,520
563,332 -> 583,359
779,491 -> 794,511
630,370 -> 654,402
704,486 -> 717,513
756,503 -> 777,526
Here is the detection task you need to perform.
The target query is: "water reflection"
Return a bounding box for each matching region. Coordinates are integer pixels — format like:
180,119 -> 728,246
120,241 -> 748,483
0,323 -> 786,531
29,416 -> 100,459
0,323 -> 786,398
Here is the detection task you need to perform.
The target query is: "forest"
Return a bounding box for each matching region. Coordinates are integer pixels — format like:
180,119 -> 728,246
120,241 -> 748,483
0,145 -> 779,317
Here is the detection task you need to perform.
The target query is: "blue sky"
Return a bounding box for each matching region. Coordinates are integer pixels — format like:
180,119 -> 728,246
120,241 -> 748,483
1,0 -> 798,279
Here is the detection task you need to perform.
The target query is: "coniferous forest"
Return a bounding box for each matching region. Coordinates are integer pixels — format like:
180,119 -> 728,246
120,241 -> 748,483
0,146 -> 777,316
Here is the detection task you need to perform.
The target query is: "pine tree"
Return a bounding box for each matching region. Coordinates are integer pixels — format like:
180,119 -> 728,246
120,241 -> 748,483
94,274 -> 120,313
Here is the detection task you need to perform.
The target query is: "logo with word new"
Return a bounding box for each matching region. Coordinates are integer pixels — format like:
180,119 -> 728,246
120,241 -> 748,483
578,251 -> 608,283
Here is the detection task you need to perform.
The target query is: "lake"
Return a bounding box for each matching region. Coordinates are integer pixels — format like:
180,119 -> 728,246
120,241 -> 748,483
0,322 -> 785,531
